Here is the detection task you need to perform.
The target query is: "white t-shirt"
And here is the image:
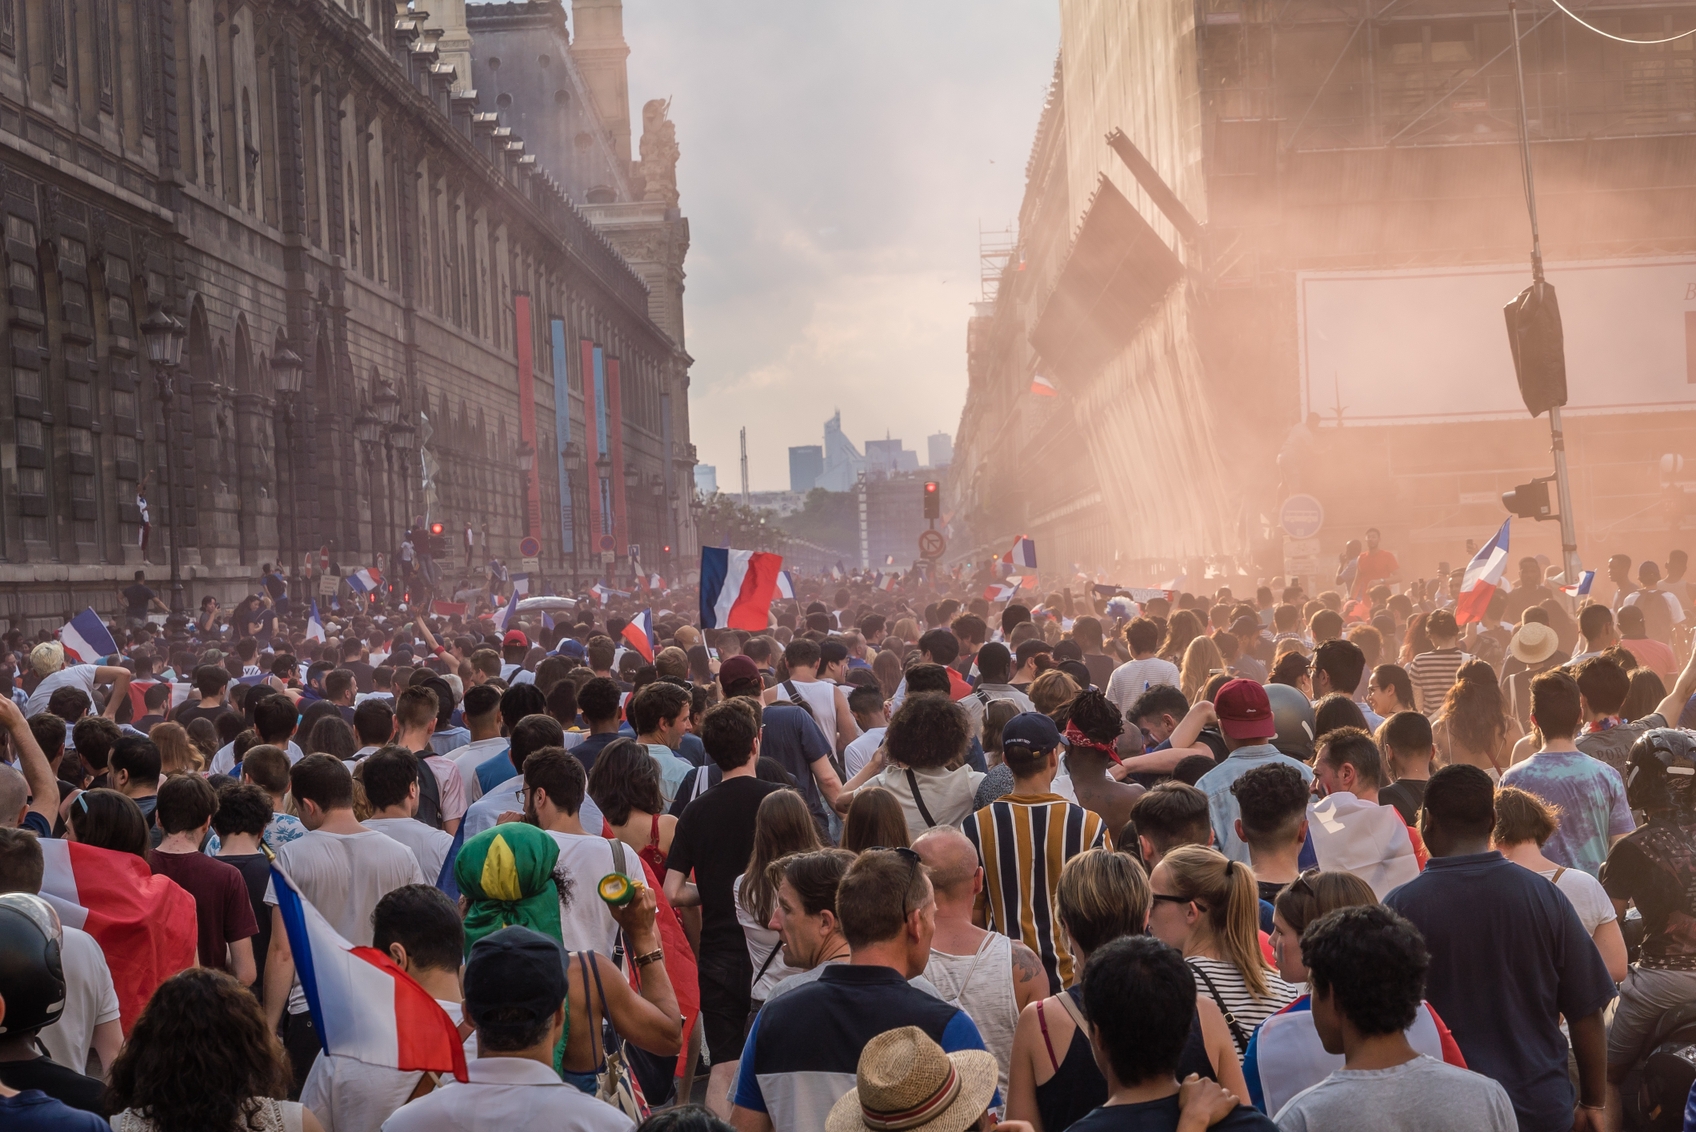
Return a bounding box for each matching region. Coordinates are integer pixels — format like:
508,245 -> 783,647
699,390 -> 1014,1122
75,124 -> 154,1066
25,665 -> 101,718
450,736 -> 510,804
543,830 -> 634,959
1539,864 -> 1618,936
213,738 -> 305,775
773,679 -> 844,747
265,830 -> 428,1013
364,817 -> 455,886
37,924 -> 119,1075
844,727 -> 887,779
1104,657 -> 1183,715
733,874 -> 805,1001
302,999 -> 477,1132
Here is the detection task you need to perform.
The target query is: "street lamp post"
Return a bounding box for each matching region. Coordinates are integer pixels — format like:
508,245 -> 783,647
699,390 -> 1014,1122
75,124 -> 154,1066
140,308 -> 187,616
372,378 -> 401,554
270,344 -> 305,601
354,409 -> 382,558
390,421 -> 417,543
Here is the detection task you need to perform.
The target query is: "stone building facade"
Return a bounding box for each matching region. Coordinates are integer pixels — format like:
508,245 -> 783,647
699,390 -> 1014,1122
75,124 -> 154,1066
0,0 -> 694,630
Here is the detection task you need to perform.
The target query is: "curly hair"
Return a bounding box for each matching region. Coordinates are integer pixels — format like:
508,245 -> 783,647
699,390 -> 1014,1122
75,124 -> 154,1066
1300,904 -> 1427,1037
1068,689 -> 1126,747
1438,659 -> 1510,756
1028,669 -> 1080,717
105,968 -> 292,1131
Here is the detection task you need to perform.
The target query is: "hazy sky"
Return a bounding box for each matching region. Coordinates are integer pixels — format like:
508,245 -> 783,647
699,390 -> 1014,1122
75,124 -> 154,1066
622,1 -> 1060,493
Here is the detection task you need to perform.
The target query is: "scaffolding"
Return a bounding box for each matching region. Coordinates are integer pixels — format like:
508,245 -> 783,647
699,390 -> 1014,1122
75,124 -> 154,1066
979,222 -> 1018,303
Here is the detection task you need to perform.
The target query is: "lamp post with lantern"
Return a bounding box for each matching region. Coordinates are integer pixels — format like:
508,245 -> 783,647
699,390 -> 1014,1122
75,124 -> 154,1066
140,308 -> 187,616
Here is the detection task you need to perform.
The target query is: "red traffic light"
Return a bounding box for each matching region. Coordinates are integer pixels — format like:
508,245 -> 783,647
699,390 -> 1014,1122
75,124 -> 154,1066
429,522 -> 444,536
923,481 -> 938,495
923,480 -> 940,520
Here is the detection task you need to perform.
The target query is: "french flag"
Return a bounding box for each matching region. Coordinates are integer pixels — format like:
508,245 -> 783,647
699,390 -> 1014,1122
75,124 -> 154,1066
271,861 -> 469,1081
1454,519 -> 1511,625
59,607 -> 118,664
699,546 -> 783,631
877,573 -> 899,592
500,574 -> 530,631
1004,536 -> 1037,570
306,601 -> 326,643
346,567 -> 383,594
38,838 -> 198,1035
983,582 -> 1016,603
1030,373 -> 1058,397
126,680 -> 192,722
776,570 -> 796,601
1562,570 -> 1595,598
622,609 -> 656,662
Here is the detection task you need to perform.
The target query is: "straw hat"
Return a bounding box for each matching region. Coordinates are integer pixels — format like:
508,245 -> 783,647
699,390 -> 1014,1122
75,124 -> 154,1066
825,1027 -> 998,1132
1509,622 -> 1560,665
29,641 -> 64,677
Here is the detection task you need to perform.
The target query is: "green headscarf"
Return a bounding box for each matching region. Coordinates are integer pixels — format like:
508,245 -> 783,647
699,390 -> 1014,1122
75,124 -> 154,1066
455,823 -> 563,950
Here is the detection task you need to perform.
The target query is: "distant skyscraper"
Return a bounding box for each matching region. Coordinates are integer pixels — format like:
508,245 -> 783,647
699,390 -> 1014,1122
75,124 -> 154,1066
789,445 -> 825,493
818,411 -> 866,491
927,432 -> 953,467
694,465 -> 719,495
864,437 -> 920,477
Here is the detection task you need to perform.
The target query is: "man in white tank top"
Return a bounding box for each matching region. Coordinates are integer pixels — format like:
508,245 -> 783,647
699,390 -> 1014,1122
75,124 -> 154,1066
913,827 -> 1048,1098
761,639 -> 859,755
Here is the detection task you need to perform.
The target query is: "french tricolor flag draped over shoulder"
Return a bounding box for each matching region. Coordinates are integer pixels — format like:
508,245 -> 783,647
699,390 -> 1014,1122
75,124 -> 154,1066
38,838 -> 198,1034
271,861 -> 469,1080
1454,519 -> 1511,625
699,547 -> 783,631
622,609 -> 656,662
59,607 -> 118,664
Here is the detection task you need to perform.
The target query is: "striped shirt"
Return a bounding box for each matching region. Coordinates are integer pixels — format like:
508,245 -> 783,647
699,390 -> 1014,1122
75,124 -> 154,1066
1186,956 -> 1301,1039
1406,648 -> 1470,716
961,794 -> 1107,993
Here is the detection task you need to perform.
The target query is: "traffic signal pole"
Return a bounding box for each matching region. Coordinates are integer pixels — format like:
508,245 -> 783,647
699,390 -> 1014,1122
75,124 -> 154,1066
1510,0 -> 1581,585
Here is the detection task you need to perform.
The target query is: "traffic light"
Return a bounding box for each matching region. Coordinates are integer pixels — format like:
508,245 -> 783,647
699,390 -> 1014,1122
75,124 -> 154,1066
1502,478 -> 1553,521
427,522 -> 448,557
1504,281 -> 1567,418
923,480 -> 940,519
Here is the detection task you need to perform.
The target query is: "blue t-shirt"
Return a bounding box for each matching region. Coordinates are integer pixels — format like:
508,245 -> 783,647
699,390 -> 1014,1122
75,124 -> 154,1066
734,964 -> 993,1129
1386,851 -> 1616,1132
1500,748 -> 1635,876
474,747 -> 515,795
678,732 -> 709,768
23,811 -> 51,839
0,1091 -> 110,1132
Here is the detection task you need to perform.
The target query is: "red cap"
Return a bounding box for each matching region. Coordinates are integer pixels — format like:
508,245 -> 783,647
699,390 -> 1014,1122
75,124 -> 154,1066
718,655 -> 761,689
503,630 -> 528,647
1214,678 -> 1277,740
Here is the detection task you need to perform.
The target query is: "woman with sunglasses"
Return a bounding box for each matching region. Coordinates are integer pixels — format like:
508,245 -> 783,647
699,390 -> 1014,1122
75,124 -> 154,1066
1148,846 -> 1300,1054
1242,870 -> 1467,1115
1005,849 -> 1247,1131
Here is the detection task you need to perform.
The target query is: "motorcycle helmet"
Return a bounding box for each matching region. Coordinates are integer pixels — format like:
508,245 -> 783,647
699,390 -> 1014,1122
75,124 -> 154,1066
0,892 -> 66,1035
1264,683 -> 1316,762
1626,729 -> 1696,815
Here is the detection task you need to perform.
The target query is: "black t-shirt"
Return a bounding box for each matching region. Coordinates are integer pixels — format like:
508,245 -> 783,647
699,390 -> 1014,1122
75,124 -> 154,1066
666,775 -> 785,961
1256,878 -> 1287,906
122,583 -> 156,618
173,702 -> 232,729
1380,779 -> 1428,828
220,851 -> 276,988
261,573 -> 287,601
0,1057 -> 106,1114
1601,818 -> 1696,971
1067,1095 -> 1275,1132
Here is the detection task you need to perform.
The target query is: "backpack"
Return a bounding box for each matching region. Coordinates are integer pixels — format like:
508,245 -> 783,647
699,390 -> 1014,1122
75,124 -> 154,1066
412,750 -> 443,829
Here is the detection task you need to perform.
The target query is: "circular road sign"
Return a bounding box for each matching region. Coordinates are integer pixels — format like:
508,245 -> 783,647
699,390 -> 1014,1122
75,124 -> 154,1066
519,536 -> 541,559
918,529 -> 947,560
1279,494 -> 1326,541
599,534 -> 616,553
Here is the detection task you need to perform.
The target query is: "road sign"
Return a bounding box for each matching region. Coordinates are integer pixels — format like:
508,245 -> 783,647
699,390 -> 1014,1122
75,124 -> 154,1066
1284,556 -> 1323,577
599,534 -> 616,553
1284,537 -> 1322,558
917,529 -> 947,560
1279,494 -> 1325,540
600,551 -> 616,566
319,545 -> 331,572
318,574 -> 339,597
628,544 -> 641,562
519,536 -> 541,559
302,551 -> 315,579
521,557 -> 540,574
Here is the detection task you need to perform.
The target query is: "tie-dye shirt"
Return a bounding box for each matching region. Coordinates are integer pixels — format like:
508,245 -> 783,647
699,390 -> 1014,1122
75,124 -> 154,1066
1501,749 -> 1635,876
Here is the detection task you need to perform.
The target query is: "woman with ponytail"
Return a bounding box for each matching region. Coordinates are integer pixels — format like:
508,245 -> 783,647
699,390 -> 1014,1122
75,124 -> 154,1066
1149,845 -> 1299,1052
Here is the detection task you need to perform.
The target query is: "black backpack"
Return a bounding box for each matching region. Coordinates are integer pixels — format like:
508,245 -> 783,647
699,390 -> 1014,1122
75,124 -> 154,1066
412,750 -> 443,829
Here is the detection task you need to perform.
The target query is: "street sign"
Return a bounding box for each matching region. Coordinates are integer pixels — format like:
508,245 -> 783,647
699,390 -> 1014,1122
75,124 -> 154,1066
1284,556 -> 1323,577
598,534 -> 616,553
601,551 -> 616,565
319,545 -> 331,572
301,551 -> 315,579
521,557 -> 540,574
318,574 -> 338,597
1284,537 -> 1322,558
1279,494 -> 1325,540
918,529 -> 947,560
519,536 -> 541,559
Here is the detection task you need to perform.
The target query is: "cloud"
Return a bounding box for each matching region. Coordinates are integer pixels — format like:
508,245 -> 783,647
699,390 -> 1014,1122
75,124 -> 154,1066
622,0 -> 1059,490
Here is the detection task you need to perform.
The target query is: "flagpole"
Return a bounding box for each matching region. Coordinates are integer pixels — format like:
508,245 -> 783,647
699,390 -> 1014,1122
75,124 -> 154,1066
1510,0 -> 1581,586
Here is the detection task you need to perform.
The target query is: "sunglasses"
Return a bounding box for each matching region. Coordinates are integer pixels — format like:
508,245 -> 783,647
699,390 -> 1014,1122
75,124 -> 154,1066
1286,866 -> 1323,900
871,846 -> 924,913
1150,893 -> 1192,907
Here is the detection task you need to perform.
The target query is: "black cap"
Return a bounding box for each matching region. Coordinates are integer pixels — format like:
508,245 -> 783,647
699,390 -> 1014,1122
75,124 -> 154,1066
463,926 -> 567,1029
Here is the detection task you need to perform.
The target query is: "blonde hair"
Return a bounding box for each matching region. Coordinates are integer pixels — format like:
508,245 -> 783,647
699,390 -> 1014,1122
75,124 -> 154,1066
1494,785 -> 1560,847
1180,635 -> 1225,703
1029,669 -> 1080,717
1056,848 -> 1151,959
148,721 -> 204,775
892,618 -> 920,645
1273,637 -> 1306,665
1162,844 -> 1276,998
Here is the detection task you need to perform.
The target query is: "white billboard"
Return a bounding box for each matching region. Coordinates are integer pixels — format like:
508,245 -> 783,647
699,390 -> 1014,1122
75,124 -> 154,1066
1296,258 -> 1696,426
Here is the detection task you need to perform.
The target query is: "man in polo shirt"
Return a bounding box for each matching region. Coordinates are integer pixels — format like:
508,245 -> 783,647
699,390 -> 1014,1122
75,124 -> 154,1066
731,848 -> 994,1132
1193,679 -> 1313,864
1386,764 -> 1613,1132
381,926 -> 630,1132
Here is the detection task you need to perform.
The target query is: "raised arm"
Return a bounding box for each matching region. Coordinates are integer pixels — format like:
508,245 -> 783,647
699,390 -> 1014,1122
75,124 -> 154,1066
95,666 -> 132,719
0,698 -> 58,826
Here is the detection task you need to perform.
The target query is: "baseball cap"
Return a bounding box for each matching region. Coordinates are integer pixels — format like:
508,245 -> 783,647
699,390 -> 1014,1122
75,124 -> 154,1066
462,926 -> 567,1031
503,630 -> 528,647
1002,712 -> 1062,755
1229,615 -> 1262,637
1214,678 -> 1277,740
719,655 -> 761,690
556,639 -> 586,660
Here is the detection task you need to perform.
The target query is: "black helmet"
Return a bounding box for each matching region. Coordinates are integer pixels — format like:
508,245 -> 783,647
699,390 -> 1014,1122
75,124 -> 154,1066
1264,683 -> 1316,761
0,893 -> 66,1035
1626,729 -> 1696,814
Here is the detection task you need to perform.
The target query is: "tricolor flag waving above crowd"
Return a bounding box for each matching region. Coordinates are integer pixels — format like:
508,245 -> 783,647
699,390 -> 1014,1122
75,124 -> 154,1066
306,601 -> 327,643
776,570 -> 796,601
1562,570 -> 1595,598
346,566 -> 383,594
699,546 -> 783,630
270,860 -> 469,1082
499,573 -> 530,632
622,608 -> 656,662
1004,536 -> 1038,570
58,607 -> 118,664
1454,519 -> 1511,625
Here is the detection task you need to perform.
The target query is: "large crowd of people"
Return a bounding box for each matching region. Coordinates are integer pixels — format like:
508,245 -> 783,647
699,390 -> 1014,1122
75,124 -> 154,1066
2,535 -> 1696,1132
